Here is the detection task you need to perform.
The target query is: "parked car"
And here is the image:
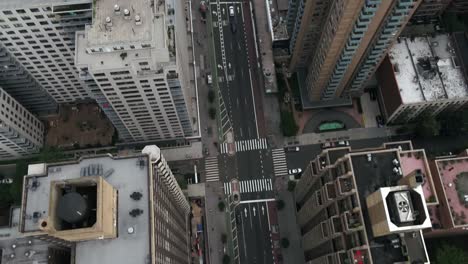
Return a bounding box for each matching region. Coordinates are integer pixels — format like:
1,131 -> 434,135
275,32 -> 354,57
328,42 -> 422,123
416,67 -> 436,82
337,140 -> 349,146
375,115 -> 384,127
321,142 -> 335,149
206,74 -> 212,85
285,146 -> 300,152
288,168 -> 302,175
229,6 -> 235,16
369,89 -> 377,101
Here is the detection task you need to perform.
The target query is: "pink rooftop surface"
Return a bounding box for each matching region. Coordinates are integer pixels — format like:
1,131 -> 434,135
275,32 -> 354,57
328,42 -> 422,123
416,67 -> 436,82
399,151 -> 435,203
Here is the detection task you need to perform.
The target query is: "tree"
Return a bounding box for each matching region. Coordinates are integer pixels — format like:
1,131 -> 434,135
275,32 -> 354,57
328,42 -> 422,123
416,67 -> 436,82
221,233 -> 227,244
436,243 -> 468,264
218,201 -> 225,211
281,238 -> 290,249
287,180 -> 296,192
37,147 -> 66,163
208,90 -> 215,103
277,199 -> 285,210
415,113 -> 440,138
209,107 -> 217,120
280,110 -> 298,137
222,254 -> 230,264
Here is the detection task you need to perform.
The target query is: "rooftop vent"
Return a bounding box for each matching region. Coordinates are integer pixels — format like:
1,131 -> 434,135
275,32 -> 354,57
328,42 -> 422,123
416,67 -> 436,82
393,191 -> 415,223
124,9 -> 130,19
130,192 -> 142,200
135,15 -> 142,25
105,16 -> 112,27
114,4 -> 121,14
127,227 -> 134,234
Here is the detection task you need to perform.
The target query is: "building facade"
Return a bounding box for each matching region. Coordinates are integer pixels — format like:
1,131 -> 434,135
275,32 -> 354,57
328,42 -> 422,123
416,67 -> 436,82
294,142 -> 432,263
19,145 -> 190,264
76,0 -> 195,142
0,43 -> 57,115
0,0 -> 94,104
287,0 -> 421,103
0,87 -> 44,160
449,0 -> 468,13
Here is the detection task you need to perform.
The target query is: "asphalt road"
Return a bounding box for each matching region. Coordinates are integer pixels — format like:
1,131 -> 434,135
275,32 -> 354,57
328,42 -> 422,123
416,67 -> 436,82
236,202 -> 273,264
208,1 -> 278,263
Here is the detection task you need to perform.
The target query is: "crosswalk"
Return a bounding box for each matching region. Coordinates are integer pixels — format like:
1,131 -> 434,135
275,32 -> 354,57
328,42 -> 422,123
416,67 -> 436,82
220,138 -> 268,154
272,148 -> 288,177
224,178 -> 273,195
205,157 -> 220,182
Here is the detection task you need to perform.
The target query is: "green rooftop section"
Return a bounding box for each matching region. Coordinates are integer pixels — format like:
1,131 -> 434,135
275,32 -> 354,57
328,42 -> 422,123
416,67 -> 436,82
318,121 -> 345,132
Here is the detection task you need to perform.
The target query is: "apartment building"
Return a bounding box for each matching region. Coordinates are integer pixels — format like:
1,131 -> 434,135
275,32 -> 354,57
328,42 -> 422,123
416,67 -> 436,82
76,0 -> 196,142
294,141 -> 433,264
0,0 -> 94,104
0,43 -> 57,115
411,0 -> 452,22
18,145 -> 190,264
377,33 -> 468,124
287,0 -> 421,105
0,87 -> 44,160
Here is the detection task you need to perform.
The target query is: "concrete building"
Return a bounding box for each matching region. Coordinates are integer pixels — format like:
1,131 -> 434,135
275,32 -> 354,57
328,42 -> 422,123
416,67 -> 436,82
0,87 -> 44,160
287,0 -> 421,107
0,43 -> 57,116
76,0 -> 197,142
294,141 -> 434,264
449,0 -> 468,13
0,0 -> 94,104
19,145 -> 191,264
377,33 -> 468,124
425,149 -> 468,238
411,0 -> 452,23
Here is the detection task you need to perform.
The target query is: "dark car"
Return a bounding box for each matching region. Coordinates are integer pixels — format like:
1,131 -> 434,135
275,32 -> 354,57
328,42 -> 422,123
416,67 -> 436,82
376,115 -> 384,127
230,21 -> 236,33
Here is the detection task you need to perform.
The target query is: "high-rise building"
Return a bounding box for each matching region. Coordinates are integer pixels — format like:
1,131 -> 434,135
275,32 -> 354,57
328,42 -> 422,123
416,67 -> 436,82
0,87 -> 44,159
294,142 -> 433,263
287,0 -> 421,104
449,0 -> 468,13
76,0 -> 196,142
0,0 -> 94,104
0,43 -> 57,115
410,0 -> 452,22
19,145 -> 190,264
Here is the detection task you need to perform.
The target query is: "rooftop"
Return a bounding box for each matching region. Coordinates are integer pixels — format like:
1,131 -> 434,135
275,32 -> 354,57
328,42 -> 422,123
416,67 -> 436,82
350,150 -> 430,264
0,0 -> 91,10
389,34 -> 468,103
22,154 -> 151,264
435,155 -> 468,227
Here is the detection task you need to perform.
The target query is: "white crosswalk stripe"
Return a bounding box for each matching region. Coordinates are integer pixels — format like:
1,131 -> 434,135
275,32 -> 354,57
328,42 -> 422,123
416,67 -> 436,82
272,148 -> 288,177
225,178 -> 273,194
205,157 -> 220,182
220,143 -> 229,154
233,138 -> 268,153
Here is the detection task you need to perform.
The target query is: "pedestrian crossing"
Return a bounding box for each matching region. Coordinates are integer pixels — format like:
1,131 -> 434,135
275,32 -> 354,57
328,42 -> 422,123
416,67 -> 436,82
220,138 -> 268,154
272,148 -> 288,177
224,178 -> 273,195
205,157 -> 220,182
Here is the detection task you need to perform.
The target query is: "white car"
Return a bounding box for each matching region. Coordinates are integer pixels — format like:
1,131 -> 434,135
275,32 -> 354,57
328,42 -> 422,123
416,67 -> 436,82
288,168 -> 302,175
229,6 -> 234,16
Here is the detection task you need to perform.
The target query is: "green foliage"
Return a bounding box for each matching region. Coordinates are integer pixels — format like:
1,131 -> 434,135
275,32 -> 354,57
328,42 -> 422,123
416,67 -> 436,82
0,161 -> 28,206
209,107 -> 216,120
288,73 -> 300,98
277,199 -> 285,210
436,243 -> 468,264
222,254 -> 230,264
37,147 -> 66,163
280,110 -> 298,137
208,90 -> 215,104
287,180 -> 296,192
218,201 -> 225,211
438,108 -> 468,136
415,113 -> 440,138
281,238 -> 290,249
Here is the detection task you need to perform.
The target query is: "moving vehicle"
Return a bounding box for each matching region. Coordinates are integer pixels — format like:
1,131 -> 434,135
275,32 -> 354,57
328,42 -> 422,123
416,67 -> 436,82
285,146 -> 300,152
288,168 -> 302,175
321,142 -> 335,149
375,115 -> 384,127
337,140 -> 349,146
229,6 -> 234,16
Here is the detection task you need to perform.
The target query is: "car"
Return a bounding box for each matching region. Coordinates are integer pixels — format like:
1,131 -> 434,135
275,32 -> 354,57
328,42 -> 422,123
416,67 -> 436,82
230,21 -> 236,33
321,142 -> 335,149
375,115 -> 384,127
285,146 -> 300,152
288,168 -> 302,175
206,74 -> 212,85
229,6 -> 235,16
369,89 -> 377,101
337,140 -> 349,146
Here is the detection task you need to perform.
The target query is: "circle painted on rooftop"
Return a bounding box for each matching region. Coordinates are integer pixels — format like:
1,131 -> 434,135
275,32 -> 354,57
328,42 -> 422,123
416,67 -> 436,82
57,192 -> 89,224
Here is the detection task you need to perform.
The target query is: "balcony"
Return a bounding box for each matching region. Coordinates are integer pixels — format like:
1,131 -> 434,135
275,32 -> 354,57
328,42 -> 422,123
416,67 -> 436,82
338,176 -> 354,194
344,211 -> 363,231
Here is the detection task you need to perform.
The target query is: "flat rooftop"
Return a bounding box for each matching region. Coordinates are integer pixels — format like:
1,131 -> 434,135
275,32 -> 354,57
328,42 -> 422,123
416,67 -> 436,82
22,154 -> 151,264
389,34 -> 468,103
0,0 -> 91,10
350,150 -> 429,264
435,155 -> 468,227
